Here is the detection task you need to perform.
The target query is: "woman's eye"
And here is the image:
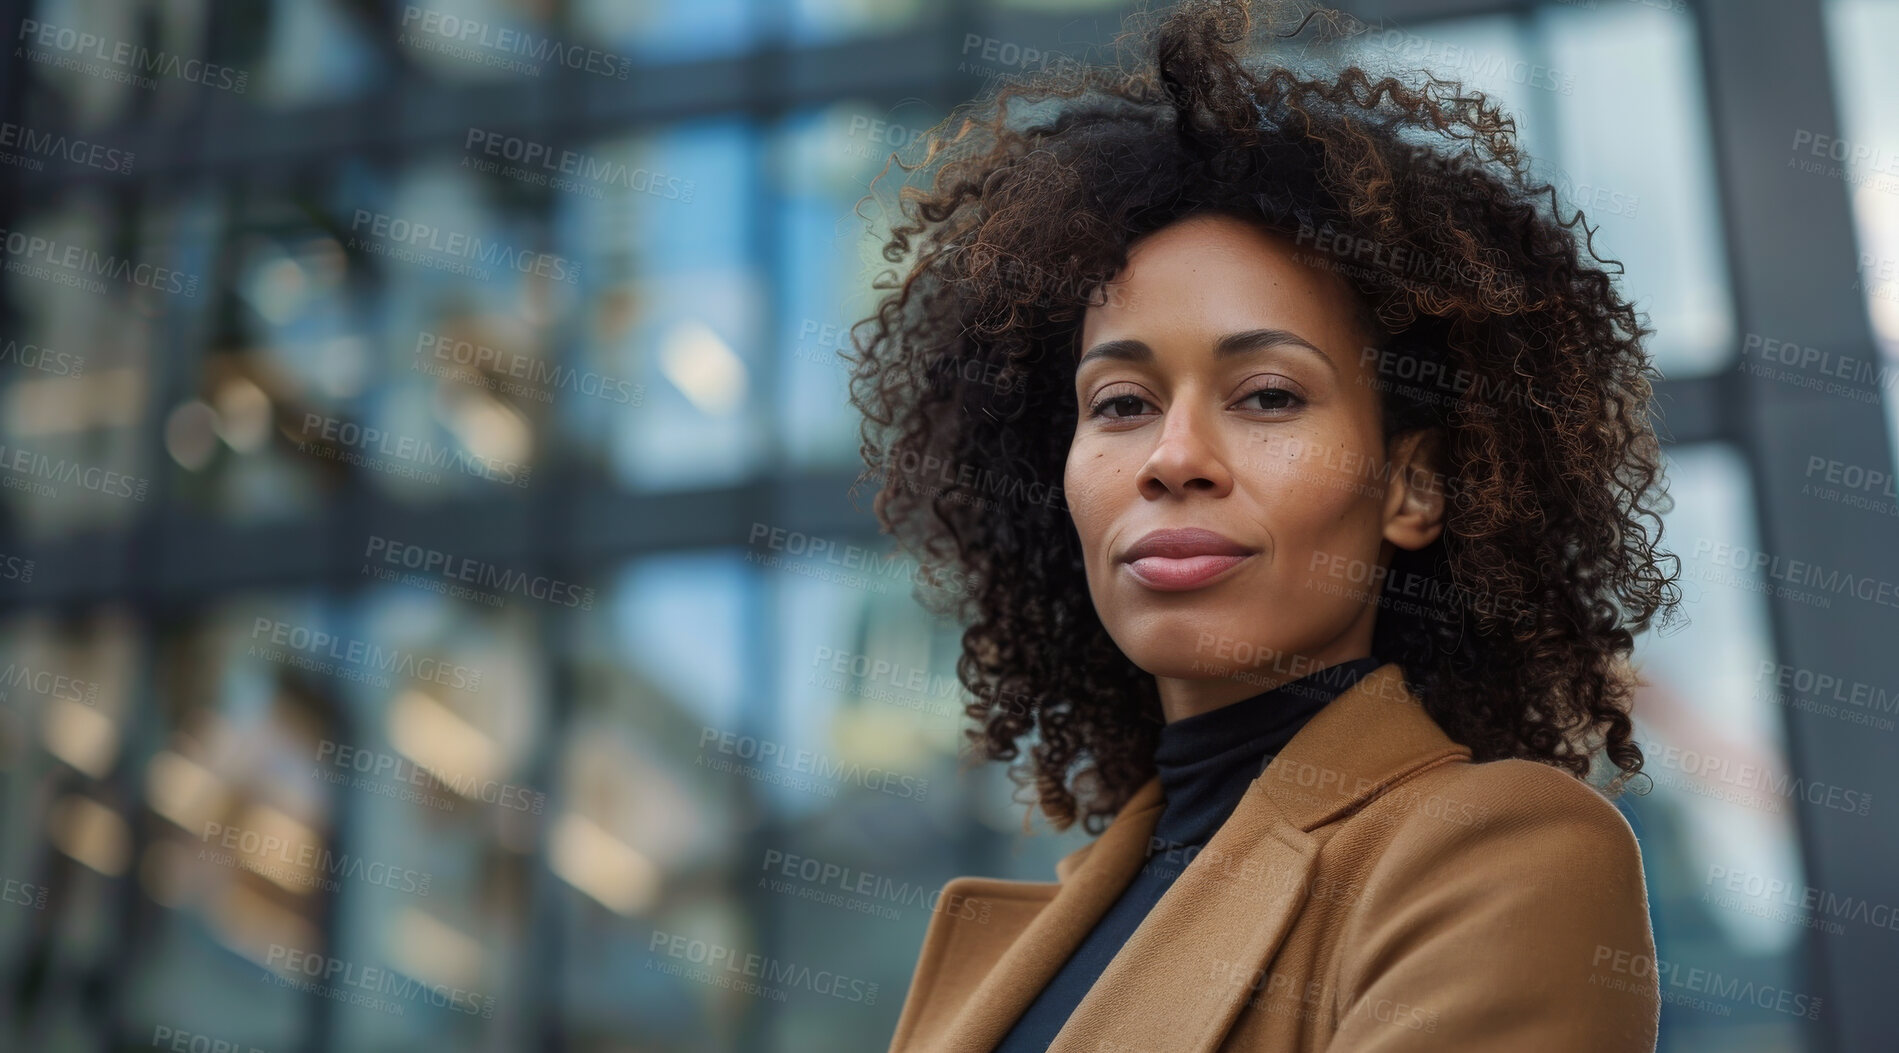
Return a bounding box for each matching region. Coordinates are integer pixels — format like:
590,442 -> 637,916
1091,394 -> 1150,419
1239,386 -> 1304,412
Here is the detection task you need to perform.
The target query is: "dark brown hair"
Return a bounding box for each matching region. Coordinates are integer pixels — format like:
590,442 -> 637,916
846,0 -> 1681,833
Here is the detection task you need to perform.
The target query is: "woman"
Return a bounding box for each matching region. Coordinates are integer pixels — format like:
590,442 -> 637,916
846,1 -> 1682,1050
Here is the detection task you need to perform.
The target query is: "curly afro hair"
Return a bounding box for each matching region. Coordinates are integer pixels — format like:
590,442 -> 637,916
844,0 -> 1683,834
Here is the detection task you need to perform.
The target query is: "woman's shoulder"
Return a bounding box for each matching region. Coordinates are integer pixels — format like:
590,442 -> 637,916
1331,760 -> 1660,1050
1446,754 -> 1635,822
1363,753 -> 1647,876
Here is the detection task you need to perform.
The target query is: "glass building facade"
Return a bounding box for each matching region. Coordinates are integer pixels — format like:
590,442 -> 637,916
0,0 -> 1894,1050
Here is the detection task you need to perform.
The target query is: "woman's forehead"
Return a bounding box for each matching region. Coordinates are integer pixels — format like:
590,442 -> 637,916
1079,213 -> 1372,353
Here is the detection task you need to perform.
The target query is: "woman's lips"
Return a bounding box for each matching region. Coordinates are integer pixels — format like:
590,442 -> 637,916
1123,552 -> 1253,591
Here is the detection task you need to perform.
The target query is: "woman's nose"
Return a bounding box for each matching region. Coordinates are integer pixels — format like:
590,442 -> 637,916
1136,400 -> 1233,499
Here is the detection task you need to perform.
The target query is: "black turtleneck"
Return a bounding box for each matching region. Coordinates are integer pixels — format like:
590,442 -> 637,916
991,656 -> 1385,1052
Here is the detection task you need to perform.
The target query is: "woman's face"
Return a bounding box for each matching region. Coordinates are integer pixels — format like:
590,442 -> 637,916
1065,212 -> 1445,719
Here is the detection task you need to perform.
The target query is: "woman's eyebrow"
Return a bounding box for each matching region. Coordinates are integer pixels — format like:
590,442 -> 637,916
1076,329 -> 1337,376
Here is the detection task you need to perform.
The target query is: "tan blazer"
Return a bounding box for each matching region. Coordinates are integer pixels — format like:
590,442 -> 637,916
886,661 -> 1659,1052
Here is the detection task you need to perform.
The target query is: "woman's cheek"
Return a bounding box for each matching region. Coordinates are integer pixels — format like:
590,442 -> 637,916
1262,465 -> 1372,578
1063,454 -> 1112,557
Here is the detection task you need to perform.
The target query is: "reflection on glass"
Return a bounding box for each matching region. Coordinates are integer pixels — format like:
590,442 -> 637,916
0,609 -> 145,1045
17,0 -> 216,129
1336,6 -> 1735,376
188,193 -> 357,521
788,0 -> 925,45
198,156 -> 567,515
364,155 -> 565,504
1535,3 -> 1735,374
991,0 -> 1125,11
1822,0 -> 1899,486
558,120 -> 764,491
574,0 -> 761,64
567,550 -> 748,1046
760,545 -> 1090,1047
116,590 -> 540,1050
777,102 -> 930,468
0,193 -> 161,541
1625,444 -> 1818,1052
392,0 -> 560,84
251,0 -> 386,106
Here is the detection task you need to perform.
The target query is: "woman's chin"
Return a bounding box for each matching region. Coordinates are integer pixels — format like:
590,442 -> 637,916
1115,624 -> 1294,683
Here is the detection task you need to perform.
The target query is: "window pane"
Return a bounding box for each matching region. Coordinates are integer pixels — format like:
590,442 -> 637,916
177,188 -> 351,522
1534,3 -> 1735,374
557,120 -> 765,492
776,102 -> 940,468
360,156 -> 559,505
756,532 -> 1091,1047
788,0 -> 925,46
15,0 -> 222,131
1822,0 -> 1899,483
573,0 -> 763,65
392,0 -> 563,84
121,590 -> 540,1050
566,550 -> 751,1048
1625,444 -> 1822,1052
1337,6 -> 1736,376
0,192 -> 171,542
244,0 -> 388,106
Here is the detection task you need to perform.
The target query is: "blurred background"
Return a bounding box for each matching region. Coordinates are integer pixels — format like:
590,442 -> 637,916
0,0 -> 1894,1050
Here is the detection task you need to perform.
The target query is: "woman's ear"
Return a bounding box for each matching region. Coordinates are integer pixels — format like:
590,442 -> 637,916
1382,427 -> 1448,552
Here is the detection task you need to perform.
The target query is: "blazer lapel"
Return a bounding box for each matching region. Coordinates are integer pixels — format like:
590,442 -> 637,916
1043,768 -> 1320,1053
1043,661 -> 1471,1053
919,776 -> 1167,1053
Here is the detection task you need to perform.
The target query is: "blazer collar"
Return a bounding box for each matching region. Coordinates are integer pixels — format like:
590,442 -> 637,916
921,660 -> 1470,1053
1253,658 -> 1473,831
